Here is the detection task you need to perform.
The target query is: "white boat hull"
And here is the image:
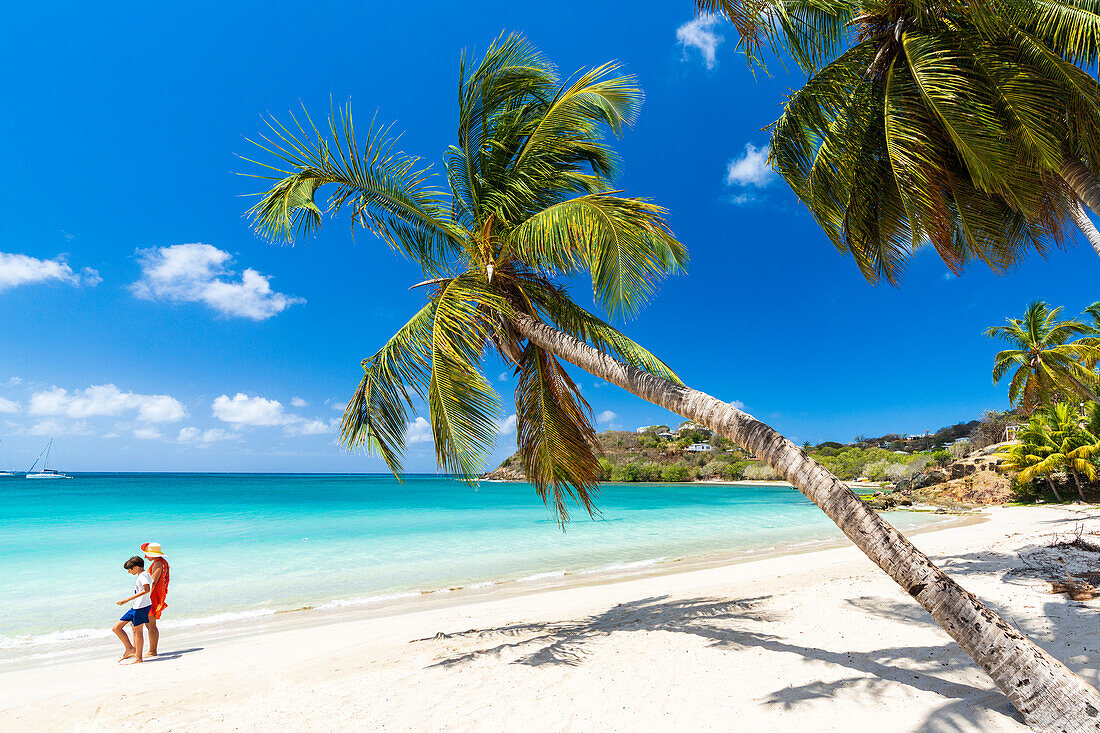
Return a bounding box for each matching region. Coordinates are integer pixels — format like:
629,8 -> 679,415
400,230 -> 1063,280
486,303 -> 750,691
26,473 -> 70,479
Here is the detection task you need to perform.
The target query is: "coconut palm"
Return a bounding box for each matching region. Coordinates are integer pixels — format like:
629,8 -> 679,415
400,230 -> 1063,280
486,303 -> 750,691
987,300 -> 1100,412
1039,402 -> 1100,500
996,419 -> 1064,500
1085,300 -> 1100,334
697,0 -> 1100,273
1087,400 -> 1100,436
244,36 -> 1100,730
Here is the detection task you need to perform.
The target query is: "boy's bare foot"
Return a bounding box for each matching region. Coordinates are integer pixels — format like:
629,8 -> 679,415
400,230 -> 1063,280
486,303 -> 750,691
118,651 -> 135,662
148,651 -> 157,657
124,658 -> 143,665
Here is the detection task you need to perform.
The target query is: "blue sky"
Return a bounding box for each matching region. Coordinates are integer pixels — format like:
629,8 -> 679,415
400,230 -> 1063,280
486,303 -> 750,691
1,2 -> 1097,472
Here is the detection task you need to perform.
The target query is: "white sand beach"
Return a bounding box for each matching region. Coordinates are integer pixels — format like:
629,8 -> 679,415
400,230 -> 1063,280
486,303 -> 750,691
2,505 -> 1097,732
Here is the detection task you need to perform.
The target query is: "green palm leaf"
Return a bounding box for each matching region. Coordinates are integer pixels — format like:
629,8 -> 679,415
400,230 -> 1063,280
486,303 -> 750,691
515,343 -> 602,524
342,302 -> 435,474
244,104 -> 461,274
427,276 -> 508,481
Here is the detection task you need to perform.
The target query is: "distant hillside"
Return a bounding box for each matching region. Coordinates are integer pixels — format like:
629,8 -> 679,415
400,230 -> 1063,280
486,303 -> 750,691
481,410 -> 1024,484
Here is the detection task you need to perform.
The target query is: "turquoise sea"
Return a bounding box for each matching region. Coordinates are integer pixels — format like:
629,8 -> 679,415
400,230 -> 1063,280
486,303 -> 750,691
0,473 -> 947,660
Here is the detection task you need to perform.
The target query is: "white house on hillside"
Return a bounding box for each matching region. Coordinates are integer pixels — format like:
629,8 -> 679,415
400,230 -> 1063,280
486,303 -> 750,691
685,443 -> 712,453
675,421 -> 712,436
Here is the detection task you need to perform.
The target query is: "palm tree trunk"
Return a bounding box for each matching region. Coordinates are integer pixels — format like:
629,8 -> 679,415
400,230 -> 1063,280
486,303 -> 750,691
1069,469 -> 1087,503
1060,156 -> 1100,256
511,311 -> 1100,732
1046,476 -> 1065,503
1062,371 -> 1100,405
1069,200 -> 1100,258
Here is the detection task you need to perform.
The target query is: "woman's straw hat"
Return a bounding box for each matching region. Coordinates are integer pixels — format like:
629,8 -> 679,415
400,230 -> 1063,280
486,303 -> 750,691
141,542 -> 166,558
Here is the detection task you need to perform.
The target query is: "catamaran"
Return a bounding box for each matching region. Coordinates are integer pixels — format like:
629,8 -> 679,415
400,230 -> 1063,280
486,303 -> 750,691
26,439 -> 71,479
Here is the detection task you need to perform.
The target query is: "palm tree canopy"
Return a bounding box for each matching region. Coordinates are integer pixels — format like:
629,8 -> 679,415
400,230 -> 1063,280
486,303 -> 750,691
986,300 -> 1100,411
1014,402 -> 1100,481
243,34 -> 688,523
698,0 -> 1100,282
997,402 -> 1100,482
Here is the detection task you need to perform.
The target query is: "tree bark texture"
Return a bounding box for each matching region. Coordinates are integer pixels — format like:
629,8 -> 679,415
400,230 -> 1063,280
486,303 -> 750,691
1069,200 -> 1100,258
1046,477 -> 1065,503
1062,157 -> 1100,258
511,311 -> 1100,732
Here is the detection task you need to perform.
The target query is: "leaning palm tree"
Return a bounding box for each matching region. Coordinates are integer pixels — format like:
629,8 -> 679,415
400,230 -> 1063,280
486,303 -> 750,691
987,300 -> 1100,412
698,0 -> 1100,271
244,36 -> 1100,730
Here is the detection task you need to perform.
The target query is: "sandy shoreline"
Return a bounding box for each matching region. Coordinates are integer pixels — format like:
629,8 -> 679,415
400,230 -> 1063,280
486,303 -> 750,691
0,508 -> 972,671
2,505 -> 1097,731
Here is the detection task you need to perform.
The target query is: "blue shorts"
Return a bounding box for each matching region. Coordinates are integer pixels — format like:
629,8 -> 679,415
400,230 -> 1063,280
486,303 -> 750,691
120,607 -> 150,626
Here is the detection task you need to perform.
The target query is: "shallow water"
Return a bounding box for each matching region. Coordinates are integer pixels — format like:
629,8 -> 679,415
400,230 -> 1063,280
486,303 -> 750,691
0,473 -> 944,656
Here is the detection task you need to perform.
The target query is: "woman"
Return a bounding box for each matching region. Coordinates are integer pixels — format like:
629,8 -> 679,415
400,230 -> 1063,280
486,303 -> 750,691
140,542 -> 170,656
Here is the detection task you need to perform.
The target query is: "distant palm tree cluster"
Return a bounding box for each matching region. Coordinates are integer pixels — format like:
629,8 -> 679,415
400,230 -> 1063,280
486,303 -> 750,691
987,300 -> 1100,499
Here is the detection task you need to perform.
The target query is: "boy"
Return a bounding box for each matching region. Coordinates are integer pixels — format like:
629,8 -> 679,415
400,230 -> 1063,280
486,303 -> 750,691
112,556 -> 153,664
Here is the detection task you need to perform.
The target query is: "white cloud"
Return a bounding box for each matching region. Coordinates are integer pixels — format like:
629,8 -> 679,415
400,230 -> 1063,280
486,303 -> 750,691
290,397 -> 308,408
287,418 -> 336,436
213,393 -> 291,426
133,427 -> 162,440
331,401 -> 347,411
498,372 -> 510,383
0,397 -> 18,413
5,377 -> 23,387
29,384 -> 187,423
597,410 -> 617,425
406,416 -> 432,444
29,418 -> 93,436
212,393 -> 337,436
176,426 -> 236,443
131,243 -> 303,320
677,15 -> 723,69
729,193 -> 759,206
0,252 -> 100,293
726,143 -> 775,188
497,414 -> 518,435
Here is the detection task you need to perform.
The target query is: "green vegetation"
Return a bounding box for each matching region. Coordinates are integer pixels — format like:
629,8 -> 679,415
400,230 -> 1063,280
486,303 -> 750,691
986,301 -> 1100,412
996,403 -> 1100,502
705,0 -> 1100,277
247,35 -> 687,522
986,300 -> 1100,502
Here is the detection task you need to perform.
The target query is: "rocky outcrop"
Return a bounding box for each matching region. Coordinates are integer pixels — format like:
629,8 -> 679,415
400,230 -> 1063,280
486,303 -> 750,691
479,464 -> 527,481
864,491 -> 914,510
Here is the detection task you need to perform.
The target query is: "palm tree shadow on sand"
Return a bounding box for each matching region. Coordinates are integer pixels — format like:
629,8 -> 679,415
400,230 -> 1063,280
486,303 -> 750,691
411,588 -> 1100,731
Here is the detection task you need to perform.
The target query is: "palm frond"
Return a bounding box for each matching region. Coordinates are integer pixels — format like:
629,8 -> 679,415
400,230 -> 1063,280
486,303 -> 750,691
427,276 -> 507,480
507,193 -> 687,317
342,301 -> 435,474
515,343 -> 602,525
243,103 -> 461,274
520,278 -> 684,384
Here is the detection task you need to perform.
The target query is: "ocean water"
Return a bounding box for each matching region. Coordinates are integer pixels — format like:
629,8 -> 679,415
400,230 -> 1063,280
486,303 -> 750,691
0,473 -> 946,659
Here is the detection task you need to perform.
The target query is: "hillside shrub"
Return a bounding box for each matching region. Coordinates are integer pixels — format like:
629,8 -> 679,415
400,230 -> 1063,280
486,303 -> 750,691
744,464 -> 782,481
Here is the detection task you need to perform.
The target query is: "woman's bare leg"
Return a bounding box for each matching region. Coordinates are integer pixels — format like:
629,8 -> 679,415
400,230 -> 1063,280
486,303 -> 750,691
147,616 -> 159,656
